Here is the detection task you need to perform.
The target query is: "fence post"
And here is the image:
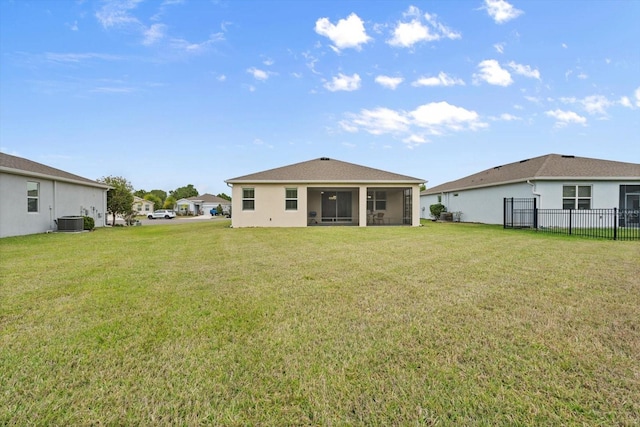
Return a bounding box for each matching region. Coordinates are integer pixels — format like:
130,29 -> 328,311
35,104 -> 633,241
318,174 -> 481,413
613,207 -> 617,241
503,198 -> 507,228
533,198 -> 537,230
569,209 -> 572,235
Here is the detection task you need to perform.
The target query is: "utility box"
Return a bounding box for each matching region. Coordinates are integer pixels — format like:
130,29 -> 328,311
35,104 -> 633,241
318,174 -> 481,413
57,216 -> 84,232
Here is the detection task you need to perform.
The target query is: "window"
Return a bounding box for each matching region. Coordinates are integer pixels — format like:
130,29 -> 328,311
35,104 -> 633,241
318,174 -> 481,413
563,185 -> 591,209
27,181 -> 39,212
437,195 -> 442,203
242,188 -> 255,210
145,204 -> 150,211
367,190 -> 387,211
285,188 -> 297,210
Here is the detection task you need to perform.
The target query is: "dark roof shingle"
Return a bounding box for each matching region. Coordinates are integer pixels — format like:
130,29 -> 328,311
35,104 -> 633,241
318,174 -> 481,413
0,152 -> 109,188
226,157 -> 424,183
422,154 -> 640,195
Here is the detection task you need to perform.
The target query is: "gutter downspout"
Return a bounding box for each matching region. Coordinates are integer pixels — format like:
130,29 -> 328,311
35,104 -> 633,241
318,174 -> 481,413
527,180 -> 541,199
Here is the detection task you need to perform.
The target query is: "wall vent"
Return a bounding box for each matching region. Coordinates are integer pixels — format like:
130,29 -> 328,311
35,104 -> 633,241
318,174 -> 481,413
320,157 -> 331,161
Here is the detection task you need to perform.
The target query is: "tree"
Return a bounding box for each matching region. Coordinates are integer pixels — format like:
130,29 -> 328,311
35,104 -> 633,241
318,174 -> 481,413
149,189 -> 167,204
144,194 -> 163,210
99,176 -> 134,226
133,189 -> 147,198
419,184 -> 426,192
170,184 -> 198,201
164,196 -> 177,209
216,192 -> 232,201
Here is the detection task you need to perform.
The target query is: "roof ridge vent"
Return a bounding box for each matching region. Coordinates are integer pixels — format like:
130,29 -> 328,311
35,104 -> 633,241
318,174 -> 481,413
561,155 -> 575,158
519,158 -> 529,163
320,157 -> 331,161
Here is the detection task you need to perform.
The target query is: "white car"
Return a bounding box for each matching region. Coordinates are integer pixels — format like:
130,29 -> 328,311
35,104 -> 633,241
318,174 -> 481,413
147,209 -> 176,219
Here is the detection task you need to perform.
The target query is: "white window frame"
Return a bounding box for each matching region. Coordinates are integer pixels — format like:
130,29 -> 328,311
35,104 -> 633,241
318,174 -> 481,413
242,188 -> 255,211
367,190 -> 387,211
562,185 -> 592,210
285,188 -> 298,211
27,181 -> 39,213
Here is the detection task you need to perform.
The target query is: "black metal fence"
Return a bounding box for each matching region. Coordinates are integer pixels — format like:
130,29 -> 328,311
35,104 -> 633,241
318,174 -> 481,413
504,198 -> 640,241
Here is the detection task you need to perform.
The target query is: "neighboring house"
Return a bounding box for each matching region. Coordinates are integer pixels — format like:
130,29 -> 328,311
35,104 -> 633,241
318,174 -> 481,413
0,152 -> 110,238
133,196 -> 155,216
176,193 -> 231,216
420,154 -> 640,225
225,157 -> 425,227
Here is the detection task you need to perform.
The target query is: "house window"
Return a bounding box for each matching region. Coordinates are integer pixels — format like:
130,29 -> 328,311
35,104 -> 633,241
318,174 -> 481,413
285,188 -> 298,210
27,181 -> 39,212
563,185 -> 591,209
242,188 -> 255,210
367,190 -> 387,211
145,205 -> 150,211
437,195 -> 442,203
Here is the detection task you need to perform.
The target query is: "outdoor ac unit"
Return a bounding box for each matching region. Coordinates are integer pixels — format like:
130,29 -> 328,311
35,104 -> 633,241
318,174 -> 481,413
57,216 -> 84,232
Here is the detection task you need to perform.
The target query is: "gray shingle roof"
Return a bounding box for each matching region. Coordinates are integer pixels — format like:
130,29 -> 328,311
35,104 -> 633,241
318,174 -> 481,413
184,193 -> 230,203
0,152 -> 109,188
226,157 -> 425,184
422,154 -> 640,195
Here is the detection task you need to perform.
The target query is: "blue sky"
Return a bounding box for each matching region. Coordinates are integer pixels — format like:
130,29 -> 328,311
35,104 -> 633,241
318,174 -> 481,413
1,0 -> 638,194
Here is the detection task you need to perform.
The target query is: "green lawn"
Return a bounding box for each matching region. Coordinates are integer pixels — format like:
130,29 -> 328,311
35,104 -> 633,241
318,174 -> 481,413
1,221 -> 639,425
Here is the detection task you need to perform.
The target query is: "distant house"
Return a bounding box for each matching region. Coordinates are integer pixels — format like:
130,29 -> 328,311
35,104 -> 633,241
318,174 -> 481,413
225,157 -> 425,227
0,152 -> 110,238
176,193 -> 231,216
133,196 -> 155,216
420,154 -> 640,225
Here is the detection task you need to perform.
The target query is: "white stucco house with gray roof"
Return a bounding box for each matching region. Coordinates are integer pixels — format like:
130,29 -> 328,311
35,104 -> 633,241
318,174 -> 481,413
225,157 -> 425,227
420,154 -> 640,225
0,152 -> 110,238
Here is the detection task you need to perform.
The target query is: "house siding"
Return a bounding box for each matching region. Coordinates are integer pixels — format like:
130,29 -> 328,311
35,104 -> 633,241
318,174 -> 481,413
421,180 -> 639,225
1,172 -> 107,238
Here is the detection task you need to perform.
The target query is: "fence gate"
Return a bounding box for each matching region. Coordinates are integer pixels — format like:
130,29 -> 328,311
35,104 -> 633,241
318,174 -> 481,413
504,198 -> 537,229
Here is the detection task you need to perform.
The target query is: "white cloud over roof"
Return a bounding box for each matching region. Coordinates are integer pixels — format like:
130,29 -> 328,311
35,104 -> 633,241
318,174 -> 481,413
375,75 -> 404,89
387,6 -> 460,48
507,61 -> 541,80
315,13 -> 371,51
545,109 -> 587,127
324,73 -> 361,91
341,101 -> 486,144
412,72 -> 465,87
484,0 -> 523,24
473,59 -> 513,86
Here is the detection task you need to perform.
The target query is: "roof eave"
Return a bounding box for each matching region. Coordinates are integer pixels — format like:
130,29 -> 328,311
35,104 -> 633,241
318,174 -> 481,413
225,179 -> 425,185
1,167 -> 111,189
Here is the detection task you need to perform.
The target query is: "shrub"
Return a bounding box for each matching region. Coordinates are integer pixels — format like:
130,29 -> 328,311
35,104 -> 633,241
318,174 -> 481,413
83,216 -> 95,231
429,203 -> 446,220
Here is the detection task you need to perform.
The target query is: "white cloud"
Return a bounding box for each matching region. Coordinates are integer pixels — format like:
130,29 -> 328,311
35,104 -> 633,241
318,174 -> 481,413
635,87 -> 640,107
143,23 -> 166,46
170,32 -> 224,53
43,52 -> 123,63
412,72 -> 465,87
484,0 -> 523,24
375,75 -> 404,89
324,73 -> 361,92
263,58 -> 274,66
545,109 -> 587,127
494,42 -> 505,53
619,96 -> 632,108
342,107 -> 410,135
314,13 -> 371,51
341,101 -> 486,141
562,43 -> 568,49
217,74 -> 226,82
95,0 -> 143,29
560,95 -> 614,116
507,61 -> 540,80
473,59 -> 513,86
411,102 -> 486,132
577,72 -> 588,80
387,6 -> 460,48
247,67 -> 271,81
490,113 -> 521,121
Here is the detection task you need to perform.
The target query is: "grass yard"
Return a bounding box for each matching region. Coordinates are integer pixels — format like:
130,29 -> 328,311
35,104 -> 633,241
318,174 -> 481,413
1,220 -> 639,425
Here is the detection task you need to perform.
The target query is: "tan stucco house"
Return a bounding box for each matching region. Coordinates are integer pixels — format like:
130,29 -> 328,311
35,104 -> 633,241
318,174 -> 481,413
133,196 -> 155,216
225,157 -> 425,227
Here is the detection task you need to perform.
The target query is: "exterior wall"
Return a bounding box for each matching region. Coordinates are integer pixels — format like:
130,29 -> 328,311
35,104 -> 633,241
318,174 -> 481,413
0,172 -> 107,238
421,179 -> 640,225
421,182 -> 531,224
133,197 -> 154,215
231,183 -> 422,227
231,183 -> 309,227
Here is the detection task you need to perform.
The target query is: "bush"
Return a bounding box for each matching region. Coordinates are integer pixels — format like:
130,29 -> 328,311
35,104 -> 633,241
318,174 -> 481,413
83,216 -> 95,231
429,203 -> 446,220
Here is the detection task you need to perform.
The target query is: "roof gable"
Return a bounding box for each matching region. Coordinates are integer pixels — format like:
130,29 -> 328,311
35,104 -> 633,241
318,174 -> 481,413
184,193 -> 230,203
0,152 -> 109,188
226,157 -> 424,183
422,154 -> 640,195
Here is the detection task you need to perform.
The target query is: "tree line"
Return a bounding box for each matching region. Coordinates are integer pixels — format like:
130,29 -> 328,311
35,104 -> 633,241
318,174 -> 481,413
98,176 -> 231,225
